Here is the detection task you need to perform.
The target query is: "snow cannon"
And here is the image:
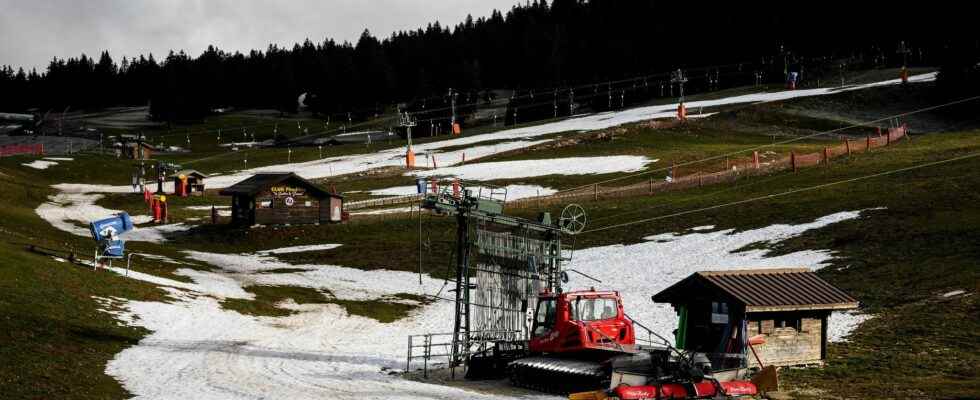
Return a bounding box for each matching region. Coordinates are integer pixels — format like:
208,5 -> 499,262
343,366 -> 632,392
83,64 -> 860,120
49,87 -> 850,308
90,213 -> 134,258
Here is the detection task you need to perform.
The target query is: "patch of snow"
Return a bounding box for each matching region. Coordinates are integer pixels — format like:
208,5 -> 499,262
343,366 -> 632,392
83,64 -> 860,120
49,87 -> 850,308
36,190 -> 189,243
44,157 -> 74,161
690,225 -> 715,231
219,141 -> 261,148
349,207 -> 416,216
368,186 -> 421,196
53,182 -> 150,194
90,260 -> 253,300
942,289 -> 966,298
256,244 -> 343,255
102,290 -> 542,400
412,156 -> 654,181
182,249 -> 439,302
184,205 -> 231,211
370,184 -> 557,201
828,311 -> 871,343
22,160 -> 58,169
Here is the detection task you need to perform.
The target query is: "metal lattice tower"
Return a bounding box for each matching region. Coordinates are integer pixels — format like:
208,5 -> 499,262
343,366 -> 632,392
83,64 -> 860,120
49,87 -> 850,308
420,184 -> 574,370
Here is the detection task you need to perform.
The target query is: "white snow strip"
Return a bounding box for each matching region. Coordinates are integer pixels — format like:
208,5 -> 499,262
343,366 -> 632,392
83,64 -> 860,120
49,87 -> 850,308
370,184 -> 557,201
942,289 -> 966,298
219,141 -> 262,148
256,244 -> 343,255
368,186 -> 422,196
182,249 -> 439,302
90,261 -> 253,300
412,156 -> 654,181
44,157 -> 74,161
22,160 -> 58,169
827,311 -> 871,343
53,182 -> 153,194
349,206 -> 416,216
184,205 -> 231,211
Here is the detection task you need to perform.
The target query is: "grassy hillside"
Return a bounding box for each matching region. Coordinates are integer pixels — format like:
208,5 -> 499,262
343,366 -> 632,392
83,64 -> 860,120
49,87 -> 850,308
0,167 -> 167,399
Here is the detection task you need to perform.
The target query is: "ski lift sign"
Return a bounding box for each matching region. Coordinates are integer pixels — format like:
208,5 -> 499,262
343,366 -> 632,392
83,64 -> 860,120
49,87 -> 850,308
270,185 -> 306,197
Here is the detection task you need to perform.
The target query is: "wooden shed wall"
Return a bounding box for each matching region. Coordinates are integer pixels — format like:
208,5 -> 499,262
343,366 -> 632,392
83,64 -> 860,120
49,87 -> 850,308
253,192 -> 323,225
746,310 -> 827,367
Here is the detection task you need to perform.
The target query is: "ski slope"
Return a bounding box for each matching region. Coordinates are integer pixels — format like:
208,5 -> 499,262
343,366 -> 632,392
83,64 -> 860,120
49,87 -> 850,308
57,72 -> 935,195
96,210 -> 875,399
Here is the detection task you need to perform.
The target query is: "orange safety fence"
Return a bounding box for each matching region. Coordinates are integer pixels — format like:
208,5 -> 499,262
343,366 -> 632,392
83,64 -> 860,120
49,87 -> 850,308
508,124 -> 908,209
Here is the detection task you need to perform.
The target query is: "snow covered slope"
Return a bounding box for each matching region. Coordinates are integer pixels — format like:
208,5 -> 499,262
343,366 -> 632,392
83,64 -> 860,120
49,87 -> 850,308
97,210 -> 875,399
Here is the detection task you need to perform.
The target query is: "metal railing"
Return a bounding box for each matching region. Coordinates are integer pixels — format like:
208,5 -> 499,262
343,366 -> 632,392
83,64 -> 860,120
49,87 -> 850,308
406,329 -> 524,378
345,193 -> 423,210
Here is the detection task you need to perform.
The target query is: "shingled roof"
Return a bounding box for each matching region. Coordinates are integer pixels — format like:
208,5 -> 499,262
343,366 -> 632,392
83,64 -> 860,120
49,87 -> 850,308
218,172 -> 338,198
652,268 -> 858,312
166,169 -> 208,179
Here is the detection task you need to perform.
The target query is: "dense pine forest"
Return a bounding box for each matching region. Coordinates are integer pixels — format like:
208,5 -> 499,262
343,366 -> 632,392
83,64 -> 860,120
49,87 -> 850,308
0,0 -> 974,123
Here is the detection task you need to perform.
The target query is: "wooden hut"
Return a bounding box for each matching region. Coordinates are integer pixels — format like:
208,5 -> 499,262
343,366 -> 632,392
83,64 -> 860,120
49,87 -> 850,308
121,140 -> 155,160
167,169 -> 207,196
652,268 -> 858,369
219,172 -> 343,226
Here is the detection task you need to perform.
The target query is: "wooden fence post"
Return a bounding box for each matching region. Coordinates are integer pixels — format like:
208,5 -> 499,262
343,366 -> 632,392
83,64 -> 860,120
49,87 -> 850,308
753,151 -> 760,169
886,129 -> 891,146
866,135 -> 872,151
845,137 -> 851,157
698,171 -> 703,187
791,152 -> 797,172
594,184 -> 598,201
823,148 -> 830,166
649,177 -> 654,195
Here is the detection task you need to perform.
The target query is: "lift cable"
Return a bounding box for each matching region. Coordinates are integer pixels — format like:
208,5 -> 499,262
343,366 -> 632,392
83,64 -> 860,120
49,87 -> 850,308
553,94 -> 980,196
580,151 -> 980,235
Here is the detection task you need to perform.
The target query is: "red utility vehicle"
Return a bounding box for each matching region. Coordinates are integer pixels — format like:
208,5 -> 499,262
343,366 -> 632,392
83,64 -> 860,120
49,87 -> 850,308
508,289 -> 639,393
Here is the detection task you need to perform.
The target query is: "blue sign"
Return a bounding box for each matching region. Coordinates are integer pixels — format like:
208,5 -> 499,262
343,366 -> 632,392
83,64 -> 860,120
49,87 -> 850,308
89,213 -> 134,242
100,239 -> 126,257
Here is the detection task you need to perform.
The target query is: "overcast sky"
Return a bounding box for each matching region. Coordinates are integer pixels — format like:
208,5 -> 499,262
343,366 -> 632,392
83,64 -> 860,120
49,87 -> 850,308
0,0 -> 520,71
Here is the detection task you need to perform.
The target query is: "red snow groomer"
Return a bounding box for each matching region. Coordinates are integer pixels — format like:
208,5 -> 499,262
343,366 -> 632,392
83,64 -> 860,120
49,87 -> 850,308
507,289 -> 639,393
506,288 -> 759,399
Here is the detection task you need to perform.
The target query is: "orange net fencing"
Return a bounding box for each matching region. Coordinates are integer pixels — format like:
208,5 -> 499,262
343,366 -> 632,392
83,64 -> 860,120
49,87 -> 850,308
508,125 -> 909,209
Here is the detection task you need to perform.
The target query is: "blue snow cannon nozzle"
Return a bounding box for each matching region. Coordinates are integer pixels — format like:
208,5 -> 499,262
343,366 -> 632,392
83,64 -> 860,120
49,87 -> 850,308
90,212 -> 134,242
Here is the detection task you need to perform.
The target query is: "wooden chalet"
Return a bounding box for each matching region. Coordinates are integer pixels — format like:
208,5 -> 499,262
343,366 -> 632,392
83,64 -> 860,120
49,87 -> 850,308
219,172 -> 343,226
652,268 -> 859,369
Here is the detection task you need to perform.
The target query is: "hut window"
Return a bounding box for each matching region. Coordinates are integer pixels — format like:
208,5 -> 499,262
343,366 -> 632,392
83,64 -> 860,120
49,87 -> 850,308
761,320 -> 774,334
305,201 -> 312,207
259,200 -> 272,208
776,317 -> 802,332
711,301 -> 729,324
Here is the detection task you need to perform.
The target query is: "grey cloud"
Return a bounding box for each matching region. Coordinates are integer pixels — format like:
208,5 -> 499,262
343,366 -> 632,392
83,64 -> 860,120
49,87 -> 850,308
0,0 -> 519,70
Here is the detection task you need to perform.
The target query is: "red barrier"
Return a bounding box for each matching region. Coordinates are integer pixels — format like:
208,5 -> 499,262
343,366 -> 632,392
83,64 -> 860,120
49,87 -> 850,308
0,143 -> 44,157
